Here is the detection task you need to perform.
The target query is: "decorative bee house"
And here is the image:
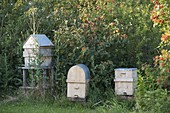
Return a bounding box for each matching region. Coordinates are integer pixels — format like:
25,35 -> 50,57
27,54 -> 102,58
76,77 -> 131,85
66,64 -> 90,101
114,68 -> 137,96
19,34 -> 54,96
23,34 -> 54,67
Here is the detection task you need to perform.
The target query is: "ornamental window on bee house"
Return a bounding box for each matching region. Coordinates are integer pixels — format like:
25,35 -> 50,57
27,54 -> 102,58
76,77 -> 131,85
114,68 -> 137,96
19,34 -> 54,95
66,64 -> 90,101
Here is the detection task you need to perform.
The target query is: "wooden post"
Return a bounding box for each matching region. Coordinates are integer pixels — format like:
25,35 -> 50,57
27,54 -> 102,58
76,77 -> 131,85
23,69 -> 26,88
43,69 -> 46,88
50,68 -> 54,94
23,69 -> 26,94
41,69 -> 47,96
51,68 -> 54,87
31,70 -> 35,87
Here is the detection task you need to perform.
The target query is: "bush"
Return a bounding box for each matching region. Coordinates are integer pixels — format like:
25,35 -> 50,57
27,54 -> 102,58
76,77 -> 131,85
52,0 -> 160,100
135,67 -> 170,113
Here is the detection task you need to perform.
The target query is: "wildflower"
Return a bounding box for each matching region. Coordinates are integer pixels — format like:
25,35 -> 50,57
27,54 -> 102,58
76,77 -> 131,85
161,49 -> 167,54
159,56 -> 163,60
91,27 -> 94,31
84,14 -> 88,18
96,6 -> 100,10
161,63 -> 165,67
109,22 -> 115,26
150,0 -> 154,3
100,15 -> 104,20
159,5 -> 163,9
155,1 -> 159,5
155,55 -> 159,59
82,47 -> 86,52
158,19 -> 164,24
161,34 -> 168,42
115,29 -> 119,33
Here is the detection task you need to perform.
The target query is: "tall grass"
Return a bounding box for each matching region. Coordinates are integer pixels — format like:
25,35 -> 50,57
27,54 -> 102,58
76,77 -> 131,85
0,97 -> 95,113
1,95 -> 169,113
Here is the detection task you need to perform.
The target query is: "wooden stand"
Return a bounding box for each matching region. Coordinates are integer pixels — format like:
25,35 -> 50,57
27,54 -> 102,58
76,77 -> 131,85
18,66 -> 54,96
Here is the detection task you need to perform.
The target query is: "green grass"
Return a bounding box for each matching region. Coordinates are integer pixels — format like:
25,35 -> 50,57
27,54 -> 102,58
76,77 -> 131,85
0,100 -> 96,113
0,95 -> 134,113
0,97 -> 150,113
1,95 -> 169,113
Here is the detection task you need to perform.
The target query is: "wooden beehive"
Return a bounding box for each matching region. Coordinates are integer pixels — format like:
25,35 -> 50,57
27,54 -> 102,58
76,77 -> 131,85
66,64 -> 90,101
114,68 -> 137,96
23,34 -> 54,67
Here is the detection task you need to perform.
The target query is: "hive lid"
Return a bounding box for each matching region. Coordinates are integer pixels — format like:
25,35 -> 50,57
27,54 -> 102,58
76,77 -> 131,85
23,34 -> 54,48
114,68 -> 137,71
67,64 -> 90,82
77,64 -> 90,80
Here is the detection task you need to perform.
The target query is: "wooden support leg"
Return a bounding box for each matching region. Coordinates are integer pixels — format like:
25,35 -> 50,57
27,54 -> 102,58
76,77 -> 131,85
31,70 -> 35,87
51,68 -> 54,87
42,69 -> 47,96
23,69 -> 26,93
51,68 -> 54,94
43,69 -> 47,88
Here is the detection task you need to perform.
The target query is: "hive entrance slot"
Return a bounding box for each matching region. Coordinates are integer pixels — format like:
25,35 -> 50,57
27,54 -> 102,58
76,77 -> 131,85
74,95 -> 79,98
123,92 -> 127,95
120,73 -> 126,76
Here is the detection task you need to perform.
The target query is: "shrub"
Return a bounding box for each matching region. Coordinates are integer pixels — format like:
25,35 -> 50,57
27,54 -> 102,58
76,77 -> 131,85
135,67 -> 170,113
52,0 -> 160,100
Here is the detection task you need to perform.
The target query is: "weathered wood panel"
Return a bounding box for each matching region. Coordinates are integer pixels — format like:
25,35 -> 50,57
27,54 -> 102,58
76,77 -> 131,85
67,64 -> 90,101
114,68 -> 137,96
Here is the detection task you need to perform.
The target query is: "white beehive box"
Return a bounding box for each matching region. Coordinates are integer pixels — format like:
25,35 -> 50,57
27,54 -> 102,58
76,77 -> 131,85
66,64 -> 90,101
114,68 -> 137,96
23,34 -> 54,67
115,68 -> 137,80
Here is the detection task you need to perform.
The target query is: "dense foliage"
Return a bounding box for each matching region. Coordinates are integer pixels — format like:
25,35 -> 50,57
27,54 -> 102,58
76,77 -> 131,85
135,0 -> 170,112
1,0 -> 168,110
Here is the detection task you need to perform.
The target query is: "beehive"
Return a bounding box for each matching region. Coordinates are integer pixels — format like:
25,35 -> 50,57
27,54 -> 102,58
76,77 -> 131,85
66,64 -> 90,101
114,68 -> 137,96
23,34 -> 54,67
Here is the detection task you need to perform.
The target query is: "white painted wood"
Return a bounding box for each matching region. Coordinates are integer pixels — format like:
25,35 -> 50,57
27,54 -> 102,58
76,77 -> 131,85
23,34 -> 54,67
67,64 -> 90,100
23,34 -> 54,48
67,67 -> 85,83
23,49 -> 38,57
115,81 -> 134,95
115,68 -> 137,79
23,36 -> 39,49
67,83 -> 87,98
24,57 -> 52,67
24,57 -> 38,66
114,68 -> 137,96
